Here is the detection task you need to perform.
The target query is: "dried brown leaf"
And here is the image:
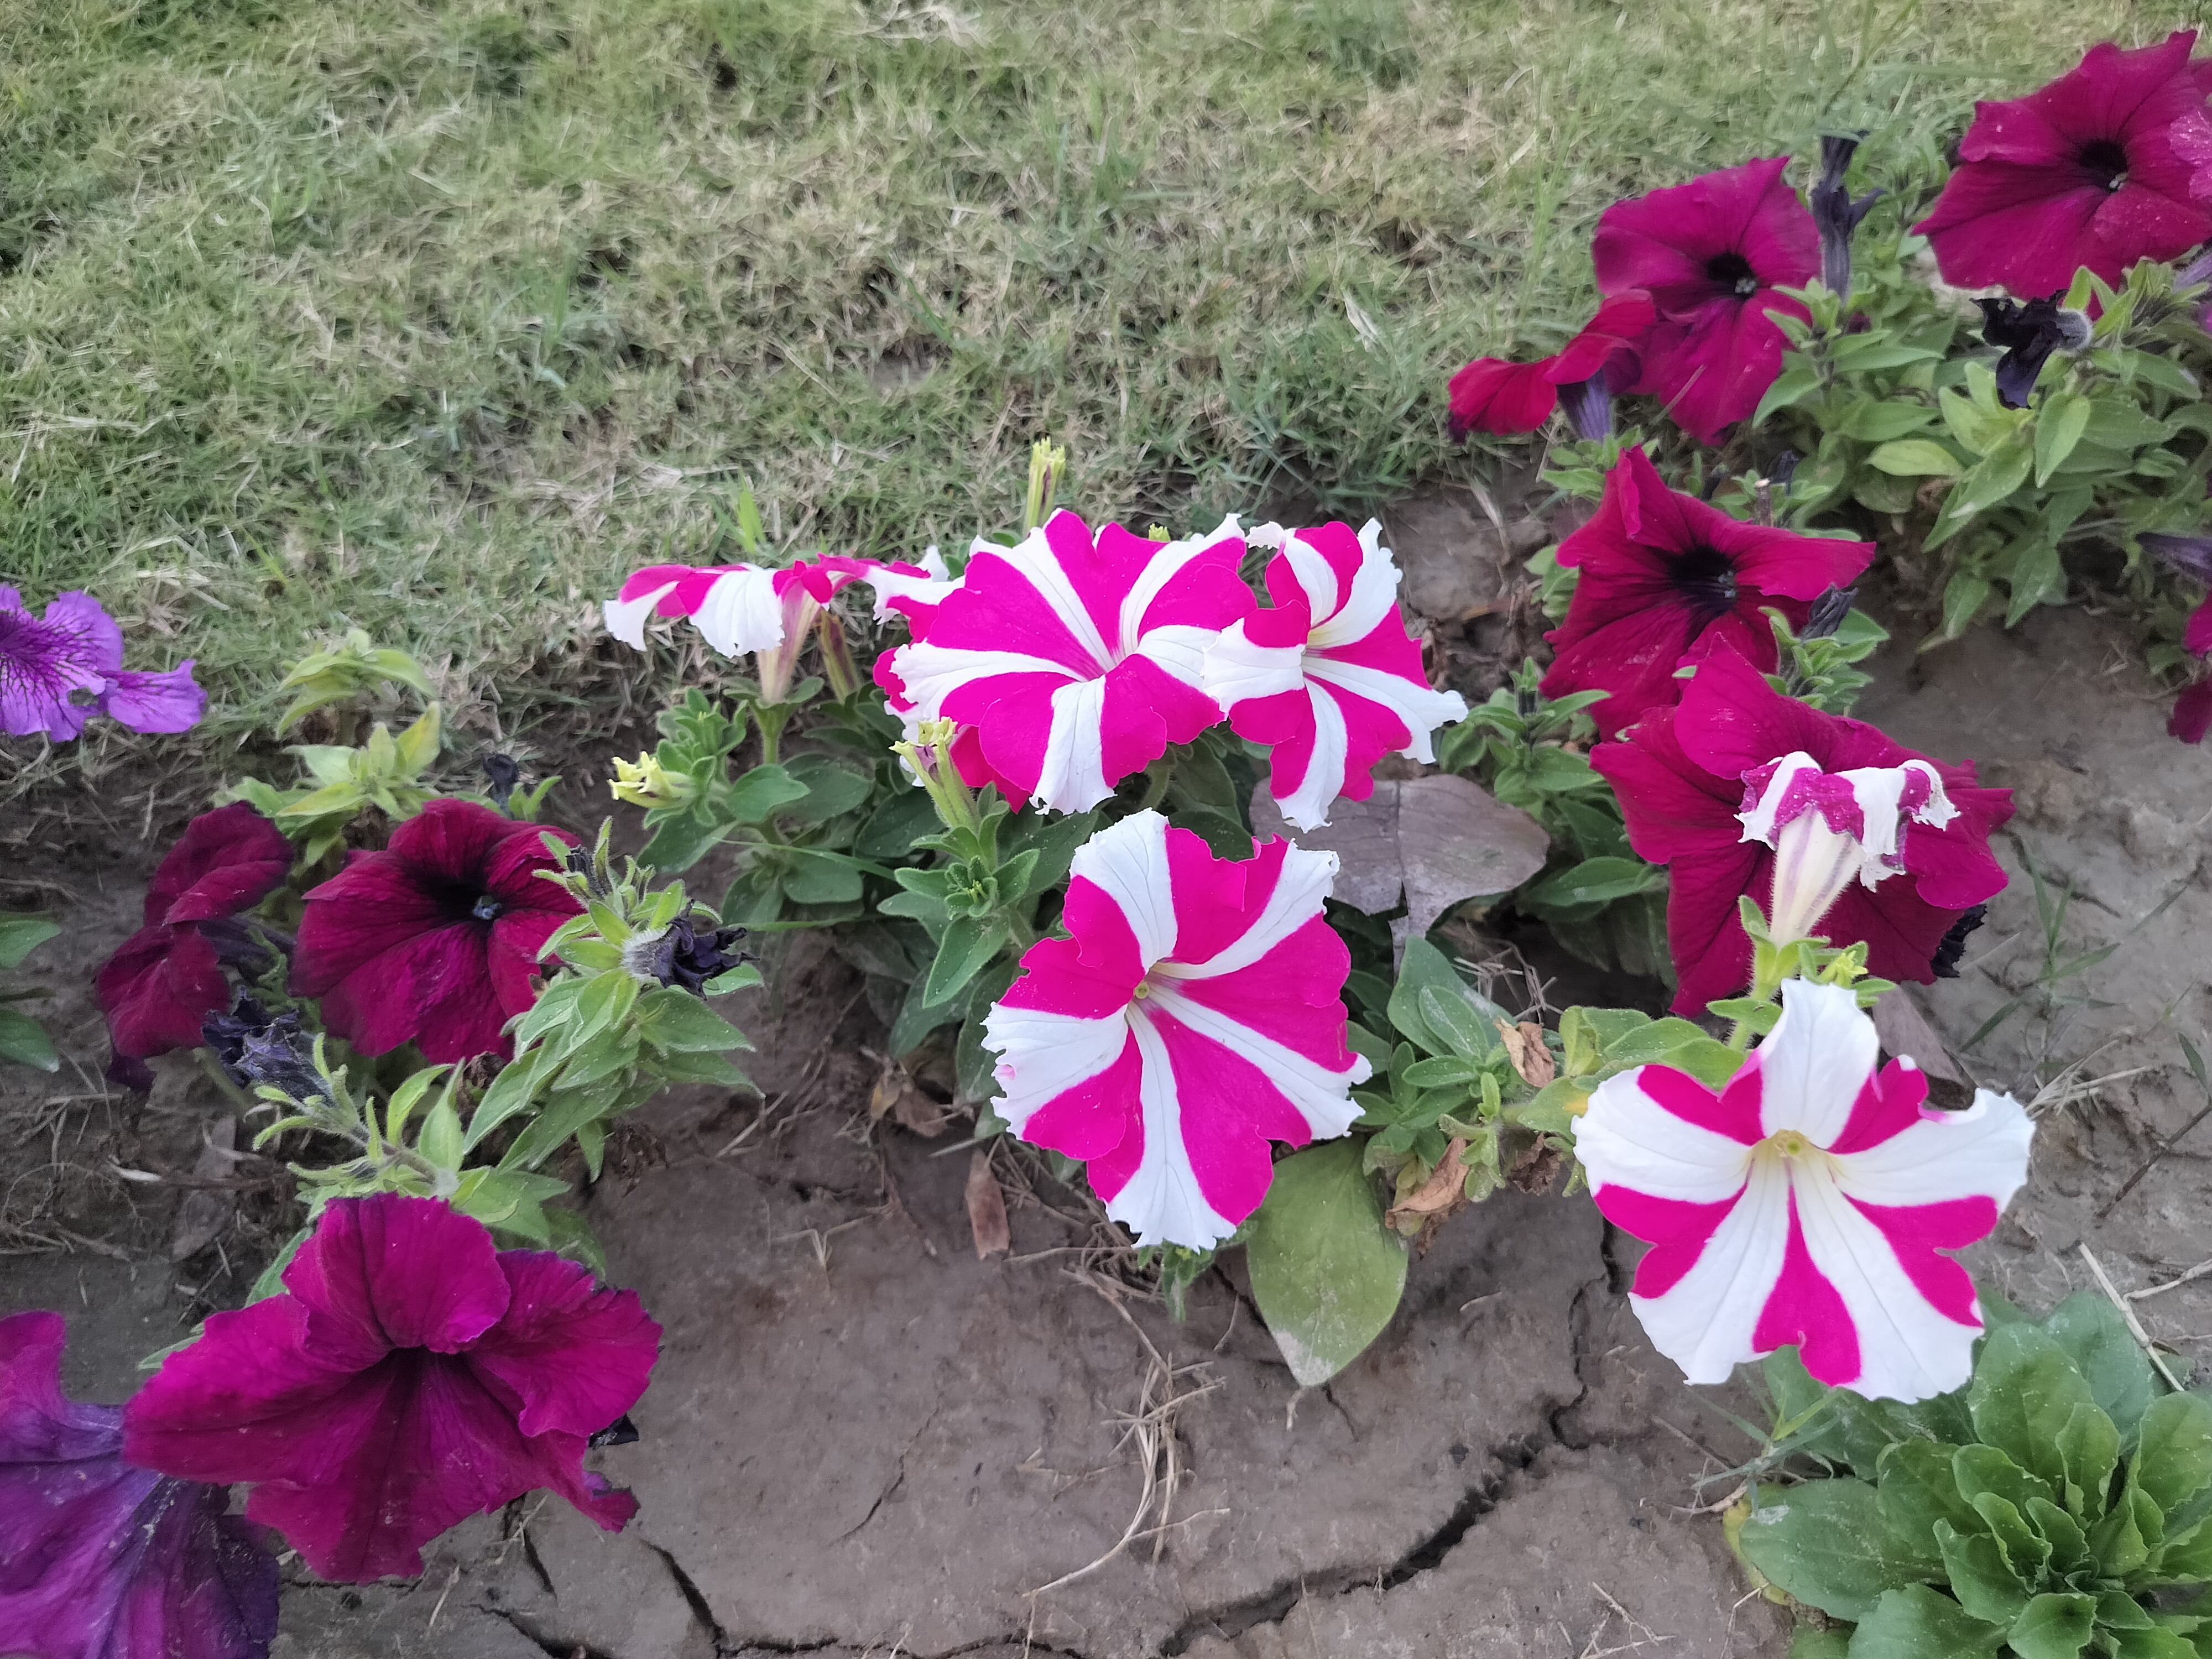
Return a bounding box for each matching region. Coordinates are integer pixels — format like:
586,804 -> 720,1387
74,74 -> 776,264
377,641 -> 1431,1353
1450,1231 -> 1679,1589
1496,1019 -> 1555,1087
1507,1139 -> 1562,1195
966,1150 -> 1011,1258
1385,1136 -> 1470,1232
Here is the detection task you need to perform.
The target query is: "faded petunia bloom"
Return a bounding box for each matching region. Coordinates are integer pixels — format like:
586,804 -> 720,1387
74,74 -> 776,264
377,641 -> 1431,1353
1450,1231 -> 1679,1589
0,1310 -> 279,1659
1593,158 -> 1819,446
1976,295 -> 2092,409
1575,979 -> 2034,1401
124,1194 -> 661,1584
982,811 -> 1368,1249
1446,291 -> 1655,440
1200,519 -> 1468,830
1738,751 -> 1958,944
291,799 -> 580,1062
2143,531 -> 2212,742
1917,31 -> 2212,297
1808,134 -> 1880,300
882,511 -> 1253,813
1590,648 -> 2012,1018
1,587 -> 204,742
1541,446 -> 1874,735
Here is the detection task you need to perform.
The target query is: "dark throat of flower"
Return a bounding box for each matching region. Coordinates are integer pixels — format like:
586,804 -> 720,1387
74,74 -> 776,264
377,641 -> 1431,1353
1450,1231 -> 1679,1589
2079,138 -> 2129,192
1668,545 -> 1741,620
471,893 -> 506,922
1705,250 -> 1761,300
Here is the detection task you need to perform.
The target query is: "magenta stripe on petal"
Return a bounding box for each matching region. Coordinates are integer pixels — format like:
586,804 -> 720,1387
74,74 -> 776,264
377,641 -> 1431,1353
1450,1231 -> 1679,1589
1826,1060 -> 1933,1156
1752,1191 -> 1861,1388
1150,1008 -> 1315,1224
1642,1063 -> 1764,1144
1595,1186 -> 1744,1298
1841,1194 -> 1994,1326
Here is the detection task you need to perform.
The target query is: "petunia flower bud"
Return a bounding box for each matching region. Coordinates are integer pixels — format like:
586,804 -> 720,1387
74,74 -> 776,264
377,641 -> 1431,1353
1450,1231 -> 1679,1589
609,752 -> 693,811
1809,134 -> 1881,301
1737,750 -> 1959,945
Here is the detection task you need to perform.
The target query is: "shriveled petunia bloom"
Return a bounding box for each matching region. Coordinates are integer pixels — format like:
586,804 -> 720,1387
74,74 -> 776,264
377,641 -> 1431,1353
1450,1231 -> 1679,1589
1540,446 -> 1873,735
1976,295 -> 2092,409
1917,31 -> 2212,297
0,1310 -> 279,1659
982,810 -> 1368,1248
882,510 -> 1253,813
1199,519 -> 1468,830
1,587 -> 204,742
95,803 -> 296,1088
1447,291 -> 1655,440
291,798 -> 580,1062
124,1194 -> 661,1584
1575,979 -> 2034,1401
1593,158 -> 1819,446
2143,531 -> 2212,743
1590,648 -> 2012,1018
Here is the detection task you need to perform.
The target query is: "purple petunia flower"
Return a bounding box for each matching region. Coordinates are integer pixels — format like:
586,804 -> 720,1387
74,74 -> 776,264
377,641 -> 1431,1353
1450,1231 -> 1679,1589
0,588 -> 204,742
0,1310 -> 278,1659
123,1193 -> 661,1584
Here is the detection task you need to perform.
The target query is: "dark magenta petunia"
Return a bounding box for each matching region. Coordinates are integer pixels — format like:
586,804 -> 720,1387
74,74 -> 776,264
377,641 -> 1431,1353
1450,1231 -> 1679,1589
1592,157 -> 1819,446
95,804 -> 295,1086
123,1194 -> 661,1584
1447,291 -> 1656,439
291,798 -> 580,1062
2143,531 -> 2212,742
1916,32 -> 2212,296
0,1310 -> 278,1659
1540,445 -> 1874,735
1590,648 -> 2012,1017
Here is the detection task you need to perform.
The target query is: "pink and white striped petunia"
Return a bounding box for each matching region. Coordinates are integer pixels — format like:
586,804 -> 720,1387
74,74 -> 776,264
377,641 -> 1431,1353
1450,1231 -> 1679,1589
602,552 -> 953,655
1574,978 -> 2033,1402
1201,520 -> 1469,830
880,511 -> 1254,813
982,810 -> 1370,1248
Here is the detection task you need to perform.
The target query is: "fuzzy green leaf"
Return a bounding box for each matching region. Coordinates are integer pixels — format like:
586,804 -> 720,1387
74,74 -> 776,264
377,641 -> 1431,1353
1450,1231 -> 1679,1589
0,915 -> 60,971
1969,1326 -> 2091,1491
1244,1138 -> 1407,1387
2134,1392 -> 2212,1516
2005,1592 -> 2096,1659
1846,1584 -> 2006,1659
1736,1481 -> 1940,1621
1933,1521 -> 2030,1627
637,987 -> 753,1055
2054,1400 -> 2120,1521
2043,1292 -> 2159,1446
1876,1441 -> 1980,1558
0,1007 -> 59,1072
1866,439 -> 1964,478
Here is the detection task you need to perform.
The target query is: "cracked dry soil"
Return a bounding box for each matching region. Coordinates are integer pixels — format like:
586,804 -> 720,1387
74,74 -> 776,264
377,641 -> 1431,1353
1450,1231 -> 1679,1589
5,502 -> 2210,1659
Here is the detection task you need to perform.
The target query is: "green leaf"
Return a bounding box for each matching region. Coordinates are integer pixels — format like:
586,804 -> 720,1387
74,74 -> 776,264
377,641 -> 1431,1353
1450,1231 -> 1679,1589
0,915 -> 60,971
1754,357 -> 1824,425
2135,1392 -> 2212,1515
1416,983 -> 1494,1059
1866,439 -> 1964,478
721,763 -> 812,825
2026,1495 -> 2090,1574
1387,937 -> 1505,1058
417,1091 -> 465,1168
2005,1592 -> 2096,1659
924,915 -> 1010,1007
2054,1401 -> 2120,1521
2033,393 -> 2092,486
2095,1588 -> 2155,1630
463,1044 -> 554,1151
543,1208 -> 609,1277
781,753 -> 875,823
1953,1442 -> 2058,1520
637,986 -> 752,1054
638,810 -> 730,873
1520,855 -> 1662,910
1786,1626 -> 1851,1659
1933,574 -> 1991,645
1934,1521 -> 2031,1627
2110,1627 -> 2198,1659
1846,1584 -> 2006,1659
0,1006 -> 59,1072
1968,1490 -> 2050,1581
782,849 -> 866,906
1876,1441 -> 1981,1558
498,1074 -> 630,1170
1244,1139 -> 1407,1387
2043,1291 -> 2159,1445
651,1047 -> 754,1088
855,789 -> 944,861
1969,1325 -> 2092,1491
886,969 -> 964,1058
381,1065 -> 451,1144
1838,400 -> 1939,443
1951,437 -> 2034,516
1736,1481 -> 1941,1621
2089,1483 -> 2157,1578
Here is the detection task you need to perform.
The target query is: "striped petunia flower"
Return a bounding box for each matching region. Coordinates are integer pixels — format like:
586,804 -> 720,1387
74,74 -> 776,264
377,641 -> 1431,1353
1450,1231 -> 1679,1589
982,810 -> 1369,1248
602,552 -> 955,655
1574,978 -> 2034,1402
1200,519 -> 1469,831
881,511 -> 1253,813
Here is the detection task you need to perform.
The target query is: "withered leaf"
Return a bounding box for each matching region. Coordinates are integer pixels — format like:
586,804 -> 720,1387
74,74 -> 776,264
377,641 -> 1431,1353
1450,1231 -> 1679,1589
1496,1020 -> 1556,1087
872,1057 -> 954,1137
1385,1136 -> 1471,1232
1507,1139 -> 1563,1195
966,1150 -> 1011,1259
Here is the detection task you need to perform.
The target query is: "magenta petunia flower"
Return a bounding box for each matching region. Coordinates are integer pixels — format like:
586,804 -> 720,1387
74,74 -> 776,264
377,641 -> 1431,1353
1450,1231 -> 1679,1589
1590,649 -> 2012,1017
1575,979 -> 2034,1401
981,811 -> 1368,1247
2143,531 -> 2212,742
1592,158 -> 1819,446
291,799 -> 580,1063
881,510 -> 1254,813
0,587 -> 204,742
1540,446 -> 1873,735
1917,32 -> 2212,297
1447,291 -> 1656,439
95,804 -> 296,1085
123,1194 -> 660,1584
0,1310 -> 279,1659
1199,519 -> 1468,830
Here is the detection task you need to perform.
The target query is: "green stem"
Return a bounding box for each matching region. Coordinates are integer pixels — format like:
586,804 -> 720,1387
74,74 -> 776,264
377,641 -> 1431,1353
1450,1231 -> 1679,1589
1134,752 -> 1178,813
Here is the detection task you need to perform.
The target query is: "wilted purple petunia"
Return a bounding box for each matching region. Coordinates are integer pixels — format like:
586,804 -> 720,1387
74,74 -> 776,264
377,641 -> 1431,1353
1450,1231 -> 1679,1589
0,1310 -> 278,1659
0,588 -> 204,742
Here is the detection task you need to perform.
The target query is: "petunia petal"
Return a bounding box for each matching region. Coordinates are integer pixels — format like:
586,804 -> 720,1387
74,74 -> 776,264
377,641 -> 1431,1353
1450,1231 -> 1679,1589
146,803 -> 294,927
1628,1155 -> 1792,1385
465,1251 -> 661,1441
95,924 -> 229,1061
1749,979 -> 1879,1145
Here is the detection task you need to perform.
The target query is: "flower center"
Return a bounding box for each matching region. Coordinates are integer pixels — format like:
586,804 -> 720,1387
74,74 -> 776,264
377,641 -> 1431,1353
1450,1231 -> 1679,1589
471,894 -> 505,922
1705,251 -> 1761,299
1766,1129 -> 1811,1159
1131,979 -> 1154,1000
1669,545 -> 1740,619
2080,138 -> 2129,192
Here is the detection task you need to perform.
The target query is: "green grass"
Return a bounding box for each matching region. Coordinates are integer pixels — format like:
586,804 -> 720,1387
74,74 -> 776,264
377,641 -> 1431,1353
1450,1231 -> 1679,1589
1,0 -> 2201,752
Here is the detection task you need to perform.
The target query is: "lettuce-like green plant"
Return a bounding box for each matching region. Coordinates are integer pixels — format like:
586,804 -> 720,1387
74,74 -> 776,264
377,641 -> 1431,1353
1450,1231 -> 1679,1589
1738,1293 -> 2212,1658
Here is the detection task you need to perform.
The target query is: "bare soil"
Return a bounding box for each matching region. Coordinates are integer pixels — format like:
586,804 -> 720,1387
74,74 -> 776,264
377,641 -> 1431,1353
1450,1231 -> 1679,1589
4,502 -> 2209,1659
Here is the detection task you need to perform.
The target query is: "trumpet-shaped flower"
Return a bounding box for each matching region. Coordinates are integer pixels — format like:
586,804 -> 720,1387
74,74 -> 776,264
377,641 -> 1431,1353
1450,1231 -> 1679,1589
124,1194 -> 660,1584
291,799 -> 580,1062
1575,979 -> 2034,1401
982,811 -> 1367,1248
1916,32 -> 2212,296
1590,649 -> 2011,1017
1,587 -> 204,742
1739,750 -> 1959,945
1541,446 -> 1874,735
603,552 -> 954,654
1199,520 -> 1468,830
0,1310 -> 279,1659
1593,158 -> 1819,446
883,512 -> 1253,813
1447,292 -> 1656,439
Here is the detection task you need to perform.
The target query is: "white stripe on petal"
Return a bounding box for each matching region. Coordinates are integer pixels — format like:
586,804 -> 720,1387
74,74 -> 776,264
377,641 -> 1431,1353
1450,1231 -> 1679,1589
691,567 -> 789,656
1832,1087 -> 2034,1210
1755,979 -> 1880,1147
1280,531 -> 1343,622
1109,1009 -> 1241,1249
1271,685 -> 1350,832
602,583 -> 677,650
1632,1157 -> 1790,1385
1144,982 -> 1366,1136
1117,515 -> 1242,651
1577,1068 -> 1757,1206
1307,520 -> 1404,648
979,1005 -> 1130,1133
1161,841 -> 1339,979
1303,657 -> 1467,763
883,643 -> 1074,719
1199,620 -> 1306,710
1034,676 -> 1113,812
1135,622 -> 1228,693
1068,810 -> 1177,966
999,524 -> 1117,670
1793,1160 -> 1981,1402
